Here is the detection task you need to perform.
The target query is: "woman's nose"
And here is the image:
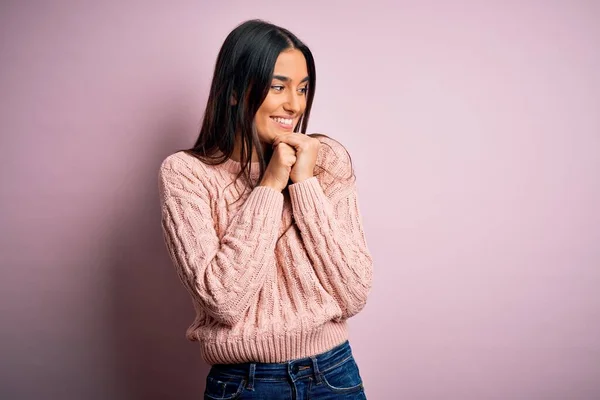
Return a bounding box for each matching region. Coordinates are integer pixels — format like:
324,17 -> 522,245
283,92 -> 300,113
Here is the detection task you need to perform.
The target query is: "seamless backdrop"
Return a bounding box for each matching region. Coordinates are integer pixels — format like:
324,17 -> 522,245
1,1 -> 599,399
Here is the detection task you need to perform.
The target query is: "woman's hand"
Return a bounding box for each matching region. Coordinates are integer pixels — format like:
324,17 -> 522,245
259,142 -> 297,192
272,133 -> 320,183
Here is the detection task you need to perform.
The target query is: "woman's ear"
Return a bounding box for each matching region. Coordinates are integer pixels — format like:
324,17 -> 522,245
230,92 -> 238,106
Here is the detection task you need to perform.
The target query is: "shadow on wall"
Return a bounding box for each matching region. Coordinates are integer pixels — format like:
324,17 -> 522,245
107,128 -> 210,399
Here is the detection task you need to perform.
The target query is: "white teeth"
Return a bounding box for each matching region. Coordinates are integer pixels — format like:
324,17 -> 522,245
272,117 -> 292,126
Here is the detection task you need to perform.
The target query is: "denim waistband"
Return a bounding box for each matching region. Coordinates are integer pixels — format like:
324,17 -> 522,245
210,340 -> 353,381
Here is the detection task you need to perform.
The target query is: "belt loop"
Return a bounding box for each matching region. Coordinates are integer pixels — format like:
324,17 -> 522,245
310,356 -> 322,384
246,363 -> 256,391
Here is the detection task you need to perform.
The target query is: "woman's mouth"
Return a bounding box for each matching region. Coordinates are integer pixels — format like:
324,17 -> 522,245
270,116 -> 294,130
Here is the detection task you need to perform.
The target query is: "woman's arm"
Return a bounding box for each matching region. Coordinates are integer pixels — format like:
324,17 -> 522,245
159,154 -> 284,327
288,138 -> 374,320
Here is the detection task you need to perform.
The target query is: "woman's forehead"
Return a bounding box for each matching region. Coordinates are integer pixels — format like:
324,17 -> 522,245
272,49 -> 308,81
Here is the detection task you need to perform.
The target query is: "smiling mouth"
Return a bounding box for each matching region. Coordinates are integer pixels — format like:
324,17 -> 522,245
270,116 -> 294,129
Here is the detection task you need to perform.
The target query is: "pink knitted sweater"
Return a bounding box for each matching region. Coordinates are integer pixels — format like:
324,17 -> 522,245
158,136 -> 373,365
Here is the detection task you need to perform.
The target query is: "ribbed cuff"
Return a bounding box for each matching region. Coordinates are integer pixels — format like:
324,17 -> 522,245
245,185 -> 284,215
288,176 -> 327,216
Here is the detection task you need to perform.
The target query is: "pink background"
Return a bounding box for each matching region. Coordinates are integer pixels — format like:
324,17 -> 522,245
1,1 -> 599,399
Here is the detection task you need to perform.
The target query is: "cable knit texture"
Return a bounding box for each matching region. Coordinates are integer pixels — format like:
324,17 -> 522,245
158,136 -> 373,365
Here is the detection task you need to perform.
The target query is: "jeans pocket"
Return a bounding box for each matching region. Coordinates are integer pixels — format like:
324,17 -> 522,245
204,371 -> 246,400
320,356 -> 365,394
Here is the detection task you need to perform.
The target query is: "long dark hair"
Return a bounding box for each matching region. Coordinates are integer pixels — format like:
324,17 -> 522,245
184,19 -> 317,186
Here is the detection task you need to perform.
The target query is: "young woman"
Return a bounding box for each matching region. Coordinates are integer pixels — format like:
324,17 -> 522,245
158,19 -> 373,399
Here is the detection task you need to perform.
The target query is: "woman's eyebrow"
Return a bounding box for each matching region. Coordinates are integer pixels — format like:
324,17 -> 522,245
273,75 -> 310,83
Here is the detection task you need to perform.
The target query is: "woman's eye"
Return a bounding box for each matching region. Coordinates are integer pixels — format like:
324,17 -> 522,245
271,85 -> 284,92
299,87 -> 309,94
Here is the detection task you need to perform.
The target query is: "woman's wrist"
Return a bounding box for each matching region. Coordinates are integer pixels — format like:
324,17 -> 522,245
258,179 -> 283,192
290,174 -> 314,184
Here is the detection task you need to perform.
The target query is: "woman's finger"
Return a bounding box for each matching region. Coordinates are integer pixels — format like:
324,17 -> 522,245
273,133 -> 309,149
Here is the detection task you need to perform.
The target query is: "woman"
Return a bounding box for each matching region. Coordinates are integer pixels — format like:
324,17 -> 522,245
158,19 -> 373,399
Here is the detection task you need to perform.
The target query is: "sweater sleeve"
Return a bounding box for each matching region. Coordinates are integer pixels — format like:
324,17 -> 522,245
287,138 -> 373,320
158,153 -> 284,327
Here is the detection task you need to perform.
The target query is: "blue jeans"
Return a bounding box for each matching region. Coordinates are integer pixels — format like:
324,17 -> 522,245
203,340 -> 367,399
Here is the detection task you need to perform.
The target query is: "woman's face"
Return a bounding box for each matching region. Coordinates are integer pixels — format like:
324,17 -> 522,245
254,48 -> 309,145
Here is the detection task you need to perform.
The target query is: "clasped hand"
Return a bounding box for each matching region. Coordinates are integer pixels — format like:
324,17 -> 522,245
272,133 -> 320,184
